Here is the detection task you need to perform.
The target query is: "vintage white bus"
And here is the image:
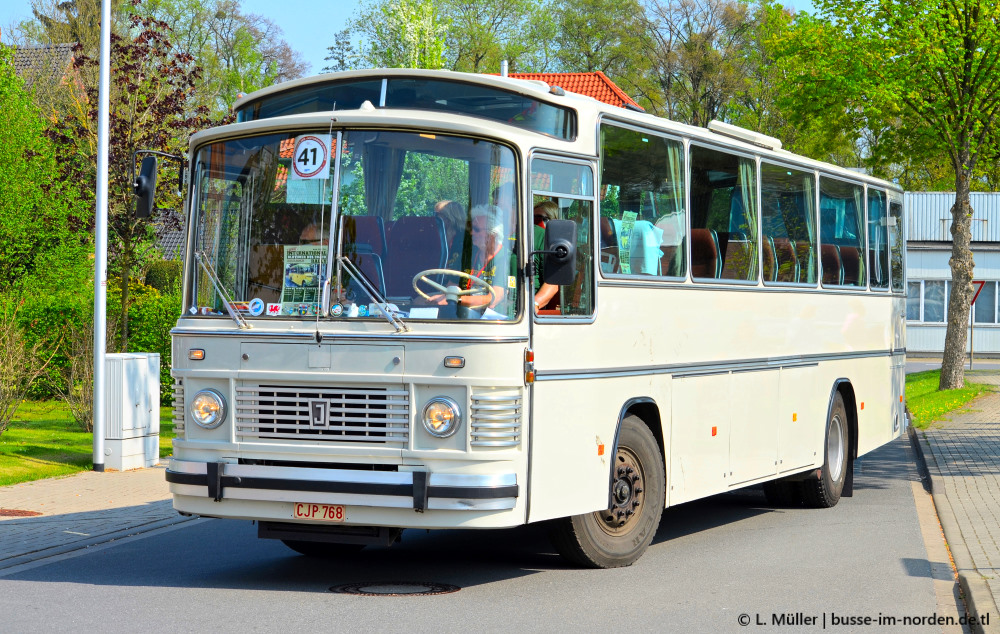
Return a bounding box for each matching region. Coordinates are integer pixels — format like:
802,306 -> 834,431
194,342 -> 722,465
162,68 -> 906,568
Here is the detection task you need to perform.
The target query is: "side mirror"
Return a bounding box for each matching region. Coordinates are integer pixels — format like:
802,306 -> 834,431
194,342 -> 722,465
134,156 -> 158,218
542,219 -> 578,286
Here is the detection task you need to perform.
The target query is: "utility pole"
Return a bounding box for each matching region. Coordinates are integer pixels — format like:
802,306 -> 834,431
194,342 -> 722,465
92,0 -> 111,472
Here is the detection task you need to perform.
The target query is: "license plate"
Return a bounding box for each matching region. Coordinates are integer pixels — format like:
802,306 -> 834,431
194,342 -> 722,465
293,502 -> 347,522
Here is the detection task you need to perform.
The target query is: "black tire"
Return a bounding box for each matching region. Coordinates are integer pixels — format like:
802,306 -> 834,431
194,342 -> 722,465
547,416 -> 665,568
762,479 -> 802,507
281,539 -> 366,558
801,391 -> 849,508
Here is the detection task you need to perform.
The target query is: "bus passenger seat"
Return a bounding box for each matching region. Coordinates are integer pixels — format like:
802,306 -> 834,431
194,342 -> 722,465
839,246 -> 861,286
720,230 -> 750,280
772,238 -> 798,282
690,228 -> 720,279
384,216 -> 447,297
821,244 -> 844,285
341,215 -> 388,259
345,247 -> 386,298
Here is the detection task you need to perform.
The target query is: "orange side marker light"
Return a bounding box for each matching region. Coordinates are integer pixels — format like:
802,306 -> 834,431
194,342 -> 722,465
711,426 -> 717,437
860,402 -> 865,410
597,444 -> 605,456
792,413 -> 797,422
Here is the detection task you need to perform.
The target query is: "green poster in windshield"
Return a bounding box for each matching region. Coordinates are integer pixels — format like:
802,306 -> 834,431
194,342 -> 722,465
619,211 -> 637,274
281,245 -> 325,316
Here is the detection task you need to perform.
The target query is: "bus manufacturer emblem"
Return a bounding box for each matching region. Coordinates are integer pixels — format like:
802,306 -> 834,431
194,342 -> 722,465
308,399 -> 329,428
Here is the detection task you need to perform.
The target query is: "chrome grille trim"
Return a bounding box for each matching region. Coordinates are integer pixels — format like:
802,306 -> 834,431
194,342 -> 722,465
236,385 -> 409,445
172,381 -> 185,434
470,391 -> 521,448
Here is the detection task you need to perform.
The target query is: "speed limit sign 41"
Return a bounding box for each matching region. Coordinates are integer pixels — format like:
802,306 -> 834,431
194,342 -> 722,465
291,134 -> 332,180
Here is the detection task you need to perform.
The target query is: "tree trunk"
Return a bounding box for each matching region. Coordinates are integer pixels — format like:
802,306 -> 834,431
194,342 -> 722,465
939,155 -> 975,390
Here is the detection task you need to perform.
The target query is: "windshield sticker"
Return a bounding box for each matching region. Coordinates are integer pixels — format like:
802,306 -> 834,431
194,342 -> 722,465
266,302 -> 281,316
291,134 -> 331,180
330,303 -> 344,317
248,298 -> 265,316
281,245 -> 325,316
357,304 -> 369,317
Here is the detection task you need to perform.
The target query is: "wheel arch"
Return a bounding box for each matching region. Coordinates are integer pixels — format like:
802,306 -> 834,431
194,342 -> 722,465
608,398 -> 665,508
829,378 -> 859,496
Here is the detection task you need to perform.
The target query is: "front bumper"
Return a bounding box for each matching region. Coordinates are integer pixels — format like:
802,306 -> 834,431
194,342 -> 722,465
166,459 -> 519,512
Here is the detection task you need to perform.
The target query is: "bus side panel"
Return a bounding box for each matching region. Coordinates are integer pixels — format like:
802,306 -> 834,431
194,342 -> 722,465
729,369 -> 780,485
527,375 -> 664,523
777,366 -> 822,473
669,373 -> 730,505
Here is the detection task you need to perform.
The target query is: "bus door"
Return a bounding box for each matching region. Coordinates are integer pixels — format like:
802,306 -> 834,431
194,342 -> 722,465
525,156 -> 604,522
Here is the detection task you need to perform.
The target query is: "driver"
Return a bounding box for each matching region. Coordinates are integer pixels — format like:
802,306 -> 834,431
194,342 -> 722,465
425,204 -> 514,316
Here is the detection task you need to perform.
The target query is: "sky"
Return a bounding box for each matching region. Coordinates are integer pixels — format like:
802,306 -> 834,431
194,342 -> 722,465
1,0 -> 816,77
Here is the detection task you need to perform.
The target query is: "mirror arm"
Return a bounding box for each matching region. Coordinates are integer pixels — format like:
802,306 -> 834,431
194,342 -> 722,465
131,149 -> 185,197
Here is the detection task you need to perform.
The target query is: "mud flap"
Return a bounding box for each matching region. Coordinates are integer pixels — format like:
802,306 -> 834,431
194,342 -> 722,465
842,458 -> 854,497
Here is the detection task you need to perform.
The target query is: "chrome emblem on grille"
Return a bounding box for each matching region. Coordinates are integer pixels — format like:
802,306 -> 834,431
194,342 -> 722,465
308,399 -> 329,428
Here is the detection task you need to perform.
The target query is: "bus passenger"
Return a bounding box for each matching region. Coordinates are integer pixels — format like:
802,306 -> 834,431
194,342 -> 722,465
533,201 -> 559,312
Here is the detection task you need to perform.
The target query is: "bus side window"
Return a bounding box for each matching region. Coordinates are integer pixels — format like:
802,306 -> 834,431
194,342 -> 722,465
761,163 -> 817,285
819,176 -> 866,288
690,145 -> 759,282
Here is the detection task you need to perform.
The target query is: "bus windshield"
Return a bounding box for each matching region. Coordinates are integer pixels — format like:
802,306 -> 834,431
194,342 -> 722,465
189,130 -> 520,322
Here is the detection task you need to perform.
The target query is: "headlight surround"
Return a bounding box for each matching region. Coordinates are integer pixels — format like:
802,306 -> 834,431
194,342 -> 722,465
190,388 -> 227,429
421,397 -> 462,438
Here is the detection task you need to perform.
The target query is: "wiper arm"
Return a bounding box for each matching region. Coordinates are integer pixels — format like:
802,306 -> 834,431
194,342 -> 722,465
337,255 -> 409,333
195,251 -> 251,329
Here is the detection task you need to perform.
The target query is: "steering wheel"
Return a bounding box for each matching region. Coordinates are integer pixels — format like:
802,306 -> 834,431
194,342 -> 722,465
412,268 -> 497,305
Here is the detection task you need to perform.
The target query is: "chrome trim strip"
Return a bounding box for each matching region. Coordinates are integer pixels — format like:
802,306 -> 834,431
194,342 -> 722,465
171,328 -> 528,344
536,350 -> 892,381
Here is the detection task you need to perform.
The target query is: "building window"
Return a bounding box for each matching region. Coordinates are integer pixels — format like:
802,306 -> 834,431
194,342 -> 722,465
974,281 -> 997,324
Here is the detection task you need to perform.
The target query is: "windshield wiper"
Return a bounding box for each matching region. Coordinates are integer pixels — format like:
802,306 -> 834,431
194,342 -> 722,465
195,251 -> 251,329
336,254 -> 409,333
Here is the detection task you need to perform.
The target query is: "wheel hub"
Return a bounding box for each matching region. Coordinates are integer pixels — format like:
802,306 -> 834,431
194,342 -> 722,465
595,447 -> 645,536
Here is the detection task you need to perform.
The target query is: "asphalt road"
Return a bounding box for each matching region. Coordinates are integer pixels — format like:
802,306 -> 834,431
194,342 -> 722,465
0,437 -> 957,633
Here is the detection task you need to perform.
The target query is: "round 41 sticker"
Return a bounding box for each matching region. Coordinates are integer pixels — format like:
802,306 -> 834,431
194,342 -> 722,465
291,134 -> 331,180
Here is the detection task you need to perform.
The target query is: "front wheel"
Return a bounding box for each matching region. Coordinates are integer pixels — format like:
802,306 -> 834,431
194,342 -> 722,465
801,391 -> 849,508
547,416 -> 665,568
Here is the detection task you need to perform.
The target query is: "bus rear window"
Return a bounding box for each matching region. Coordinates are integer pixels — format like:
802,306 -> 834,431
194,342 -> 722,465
236,77 -> 576,140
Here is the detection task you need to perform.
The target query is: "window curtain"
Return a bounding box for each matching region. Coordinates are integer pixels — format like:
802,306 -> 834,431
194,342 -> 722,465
362,143 -> 405,221
852,185 -> 866,284
738,157 -> 759,280
801,173 -> 816,282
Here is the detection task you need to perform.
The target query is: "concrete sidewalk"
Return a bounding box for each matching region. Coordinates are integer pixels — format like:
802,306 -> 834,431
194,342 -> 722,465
0,464 -> 195,573
912,370 -> 1000,634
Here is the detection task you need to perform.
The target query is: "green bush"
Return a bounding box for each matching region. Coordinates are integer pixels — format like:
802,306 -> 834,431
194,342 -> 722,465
145,259 -> 182,293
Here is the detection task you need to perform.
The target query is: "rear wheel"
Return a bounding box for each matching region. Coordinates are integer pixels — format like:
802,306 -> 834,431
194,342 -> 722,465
801,391 -> 849,508
548,416 -> 665,568
281,540 -> 366,558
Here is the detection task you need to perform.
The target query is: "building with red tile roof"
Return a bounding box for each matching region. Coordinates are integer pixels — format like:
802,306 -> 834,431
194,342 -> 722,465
504,71 -> 643,111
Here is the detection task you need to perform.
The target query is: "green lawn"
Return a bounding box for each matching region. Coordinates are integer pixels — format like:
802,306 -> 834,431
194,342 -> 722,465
0,401 -> 175,487
905,370 -> 993,428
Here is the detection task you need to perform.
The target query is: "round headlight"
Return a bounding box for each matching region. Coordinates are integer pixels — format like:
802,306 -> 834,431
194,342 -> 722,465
422,397 -> 462,438
190,389 -> 227,429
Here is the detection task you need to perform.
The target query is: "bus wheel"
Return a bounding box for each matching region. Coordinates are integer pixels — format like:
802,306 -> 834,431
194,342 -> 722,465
281,540 -> 366,558
801,391 -> 849,508
548,416 -> 664,568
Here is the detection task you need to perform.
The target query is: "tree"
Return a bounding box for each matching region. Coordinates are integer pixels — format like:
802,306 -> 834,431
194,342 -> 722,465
138,0 -> 307,114
47,12 -> 211,350
323,28 -> 358,72
350,0 -> 448,69
644,0 -> 756,126
792,0 -> 1000,389
0,44 -> 90,291
440,0 -> 554,73
551,0 -> 653,102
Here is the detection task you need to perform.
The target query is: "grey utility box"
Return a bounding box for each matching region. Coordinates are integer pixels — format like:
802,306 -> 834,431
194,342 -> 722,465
105,353 -> 160,470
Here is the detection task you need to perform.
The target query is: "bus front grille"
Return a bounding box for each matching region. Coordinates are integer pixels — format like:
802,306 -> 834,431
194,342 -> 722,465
172,381 -> 185,434
235,385 -> 409,446
470,391 -> 522,448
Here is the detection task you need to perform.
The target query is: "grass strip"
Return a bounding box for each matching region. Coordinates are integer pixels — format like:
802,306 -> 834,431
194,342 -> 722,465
905,370 -> 993,429
0,401 -> 174,487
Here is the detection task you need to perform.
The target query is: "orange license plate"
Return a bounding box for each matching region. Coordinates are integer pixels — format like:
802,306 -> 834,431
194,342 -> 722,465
293,502 -> 347,522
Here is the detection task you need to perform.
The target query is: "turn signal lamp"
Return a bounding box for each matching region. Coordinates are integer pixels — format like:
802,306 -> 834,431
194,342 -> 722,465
188,349 -> 205,361
524,348 -> 535,384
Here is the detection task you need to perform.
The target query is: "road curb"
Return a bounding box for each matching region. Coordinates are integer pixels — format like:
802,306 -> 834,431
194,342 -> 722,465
0,514 -> 197,573
908,425 -> 1000,634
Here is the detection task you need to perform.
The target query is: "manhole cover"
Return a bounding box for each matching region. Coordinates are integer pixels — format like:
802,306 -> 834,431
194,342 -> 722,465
329,581 -> 460,596
0,509 -> 42,517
